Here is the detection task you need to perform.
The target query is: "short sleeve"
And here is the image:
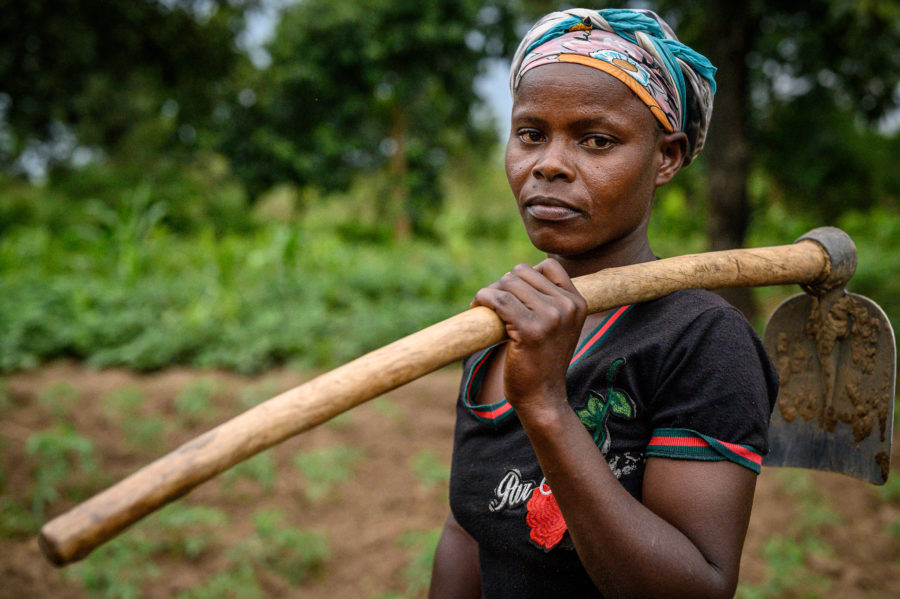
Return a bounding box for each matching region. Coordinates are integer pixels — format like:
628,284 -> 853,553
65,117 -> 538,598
645,306 -> 778,473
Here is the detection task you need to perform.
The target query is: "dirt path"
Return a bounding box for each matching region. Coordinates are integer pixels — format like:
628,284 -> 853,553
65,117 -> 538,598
1,363 -> 898,598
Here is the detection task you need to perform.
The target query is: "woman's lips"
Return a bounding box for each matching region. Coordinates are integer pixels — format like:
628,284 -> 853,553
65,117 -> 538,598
524,199 -> 581,221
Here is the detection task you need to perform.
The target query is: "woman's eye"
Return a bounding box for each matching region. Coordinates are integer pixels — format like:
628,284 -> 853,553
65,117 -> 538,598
518,130 -> 545,144
582,135 -> 613,149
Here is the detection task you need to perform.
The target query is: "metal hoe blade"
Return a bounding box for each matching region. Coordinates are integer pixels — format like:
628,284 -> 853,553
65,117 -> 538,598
763,287 -> 896,484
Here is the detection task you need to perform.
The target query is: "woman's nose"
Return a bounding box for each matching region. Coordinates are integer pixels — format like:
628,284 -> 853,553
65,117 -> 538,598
532,140 -> 575,181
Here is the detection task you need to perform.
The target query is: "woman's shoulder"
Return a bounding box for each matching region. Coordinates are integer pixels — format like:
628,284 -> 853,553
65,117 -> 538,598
633,288 -> 752,333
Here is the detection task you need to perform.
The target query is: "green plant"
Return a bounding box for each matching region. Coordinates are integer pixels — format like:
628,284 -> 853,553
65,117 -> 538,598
293,445 -> 364,502
174,379 -> 221,427
153,504 -> 230,560
123,416 -> 166,450
877,470 -> 900,502
26,425 -> 101,517
776,469 -> 841,528
174,564 -> 264,599
65,529 -> 162,599
735,535 -> 833,599
38,381 -> 81,421
222,451 -> 277,493
237,379 -> 280,409
396,528 -> 442,595
0,377 -> 10,411
372,397 -> 404,423
326,410 -> 354,429
736,470 -> 839,599
102,386 -> 144,420
0,496 -> 42,538
66,503 -> 231,597
409,449 -> 450,491
228,508 -> 329,586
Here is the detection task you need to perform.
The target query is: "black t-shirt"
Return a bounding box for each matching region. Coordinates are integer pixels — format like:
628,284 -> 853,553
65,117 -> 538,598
448,289 -> 778,598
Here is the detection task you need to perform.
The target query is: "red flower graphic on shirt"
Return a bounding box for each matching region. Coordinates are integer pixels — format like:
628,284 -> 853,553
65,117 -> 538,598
525,483 -> 567,551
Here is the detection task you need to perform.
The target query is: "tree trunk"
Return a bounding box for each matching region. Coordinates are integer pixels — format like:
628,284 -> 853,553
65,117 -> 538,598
703,0 -> 759,321
387,108 -> 411,239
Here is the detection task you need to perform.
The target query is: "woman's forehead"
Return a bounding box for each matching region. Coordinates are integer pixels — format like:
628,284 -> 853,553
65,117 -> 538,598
512,63 -> 654,125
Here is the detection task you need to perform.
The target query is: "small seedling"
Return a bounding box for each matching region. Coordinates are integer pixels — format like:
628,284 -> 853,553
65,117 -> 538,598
123,416 -> 166,450
776,469 -> 841,528
326,410 -> 354,429
174,379 -> 221,427
102,386 -> 144,420
228,508 -> 329,587
174,564 -> 264,599
293,445 -> 364,502
38,381 -> 81,421
409,449 -> 450,491
0,378 -> 10,412
0,496 -> 42,538
372,397 -> 404,423
736,470 -> 839,599
877,471 -> 900,502
396,528 -> 442,595
65,528 -> 162,599
222,450 -> 277,493
153,504 -> 230,560
26,425 -> 101,517
238,379 -> 280,409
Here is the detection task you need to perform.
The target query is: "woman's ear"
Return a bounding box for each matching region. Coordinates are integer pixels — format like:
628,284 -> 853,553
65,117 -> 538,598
655,131 -> 688,187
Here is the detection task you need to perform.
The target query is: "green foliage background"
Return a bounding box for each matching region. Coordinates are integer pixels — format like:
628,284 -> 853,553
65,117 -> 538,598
0,0 -> 898,372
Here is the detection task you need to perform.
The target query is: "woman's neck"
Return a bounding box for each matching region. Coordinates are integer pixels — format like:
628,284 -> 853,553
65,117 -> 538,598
549,229 -> 657,279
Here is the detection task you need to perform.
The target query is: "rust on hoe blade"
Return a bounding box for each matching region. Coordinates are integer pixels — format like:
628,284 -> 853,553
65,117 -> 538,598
763,228 -> 896,484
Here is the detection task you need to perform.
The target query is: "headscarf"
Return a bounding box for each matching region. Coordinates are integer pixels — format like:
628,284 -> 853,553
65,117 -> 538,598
510,8 -> 716,163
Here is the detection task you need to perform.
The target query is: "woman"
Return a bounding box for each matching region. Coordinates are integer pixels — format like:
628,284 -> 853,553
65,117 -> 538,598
429,8 -> 777,599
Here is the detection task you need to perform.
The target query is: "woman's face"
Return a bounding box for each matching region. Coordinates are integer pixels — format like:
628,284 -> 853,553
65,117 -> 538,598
505,63 -> 684,265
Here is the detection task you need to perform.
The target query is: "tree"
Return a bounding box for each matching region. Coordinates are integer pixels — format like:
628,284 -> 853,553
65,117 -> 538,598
0,0 -> 249,174
219,0 -> 519,236
672,0 -> 900,318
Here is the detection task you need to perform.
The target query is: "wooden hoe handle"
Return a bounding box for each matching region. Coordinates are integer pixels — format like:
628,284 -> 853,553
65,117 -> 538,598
39,227 -> 855,566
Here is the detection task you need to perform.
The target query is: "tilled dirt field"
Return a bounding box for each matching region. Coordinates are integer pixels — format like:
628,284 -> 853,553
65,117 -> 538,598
1,362 -> 898,598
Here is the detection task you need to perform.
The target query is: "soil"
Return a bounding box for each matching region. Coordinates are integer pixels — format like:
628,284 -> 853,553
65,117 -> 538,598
1,362 -> 899,598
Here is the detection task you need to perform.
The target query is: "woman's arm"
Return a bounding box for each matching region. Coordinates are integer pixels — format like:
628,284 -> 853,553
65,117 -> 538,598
520,400 -> 755,598
473,260 -> 757,599
428,512 -> 482,599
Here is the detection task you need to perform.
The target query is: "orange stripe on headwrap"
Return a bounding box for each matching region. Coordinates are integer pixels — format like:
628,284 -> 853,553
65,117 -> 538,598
557,54 -> 673,132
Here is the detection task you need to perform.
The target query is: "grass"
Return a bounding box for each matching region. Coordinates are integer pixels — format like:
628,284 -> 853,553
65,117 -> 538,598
293,444 -> 365,502
229,508 -> 329,586
174,378 -> 222,426
396,528 -> 443,596
66,504 -> 232,598
25,424 -> 103,517
0,377 -> 9,412
173,564 -> 264,599
237,379 -> 280,409
101,386 -> 167,449
409,449 -> 450,491
102,386 -> 144,420
221,450 -> 277,493
736,470 -> 840,598
38,381 -> 81,421
63,500 -> 325,598
153,504 -> 231,560
372,397 -> 405,423
66,530 -> 163,599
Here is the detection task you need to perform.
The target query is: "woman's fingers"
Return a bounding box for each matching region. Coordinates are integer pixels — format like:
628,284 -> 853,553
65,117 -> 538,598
533,259 -> 583,297
471,261 -> 586,340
